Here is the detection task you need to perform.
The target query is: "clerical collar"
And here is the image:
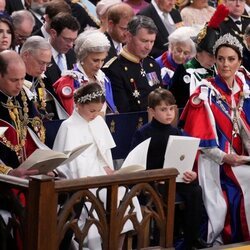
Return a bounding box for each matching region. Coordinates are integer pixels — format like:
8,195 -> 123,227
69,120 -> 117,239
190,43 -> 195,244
120,47 -> 141,63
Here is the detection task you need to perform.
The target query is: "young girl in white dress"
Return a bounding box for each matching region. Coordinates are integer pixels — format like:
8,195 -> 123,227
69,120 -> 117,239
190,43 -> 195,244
53,83 -> 141,249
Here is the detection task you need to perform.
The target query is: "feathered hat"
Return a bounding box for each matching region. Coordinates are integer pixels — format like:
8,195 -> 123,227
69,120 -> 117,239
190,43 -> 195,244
196,4 -> 229,54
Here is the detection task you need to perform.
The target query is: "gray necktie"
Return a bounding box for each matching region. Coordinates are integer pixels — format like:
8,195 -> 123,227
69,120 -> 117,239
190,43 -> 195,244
163,13 -> 175,34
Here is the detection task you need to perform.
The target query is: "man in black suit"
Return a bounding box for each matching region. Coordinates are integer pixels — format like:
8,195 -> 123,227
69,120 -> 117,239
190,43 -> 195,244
220,0 -> 250,45
43,13 -> 80,98
5,0 -> 43,33
138,0 -> 183,58
32,0 -> 71,40
11,10 -> 35,52
103,15 -> 163,113
5,0 -> 25,14
105,2 -> 134,62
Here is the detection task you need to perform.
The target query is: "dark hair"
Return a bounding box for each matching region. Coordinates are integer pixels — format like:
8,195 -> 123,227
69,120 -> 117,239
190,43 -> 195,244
148,88 -> 176,108
0,53 -> 8,76
74,83 -> 106,104
127,15 -> 158,36
50,13 -> 80,35
45,0 -> 71,19
107,3 -> 134,25
214,44 -> 242,60
0,12 -> 15,49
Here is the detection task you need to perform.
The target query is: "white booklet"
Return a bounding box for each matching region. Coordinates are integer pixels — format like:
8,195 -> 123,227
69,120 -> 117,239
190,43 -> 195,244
19,143 -> 92,174
0,127 -> 8,136
163,135 -> 200,182
117,138 -> 151,174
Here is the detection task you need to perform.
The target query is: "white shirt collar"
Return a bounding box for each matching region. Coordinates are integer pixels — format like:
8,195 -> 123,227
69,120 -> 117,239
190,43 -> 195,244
41,25 -> 50,41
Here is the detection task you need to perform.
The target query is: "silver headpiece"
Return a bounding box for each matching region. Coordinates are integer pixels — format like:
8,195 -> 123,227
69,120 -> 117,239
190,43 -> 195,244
213,33 -> 243,57
77,90 -> 105,104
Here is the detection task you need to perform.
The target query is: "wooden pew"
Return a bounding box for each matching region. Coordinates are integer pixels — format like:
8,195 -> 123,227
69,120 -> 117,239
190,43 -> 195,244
0,168 -> 178,250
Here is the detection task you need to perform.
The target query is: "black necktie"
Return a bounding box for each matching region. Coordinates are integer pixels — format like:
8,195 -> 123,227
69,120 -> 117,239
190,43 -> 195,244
235,20 -> 242,25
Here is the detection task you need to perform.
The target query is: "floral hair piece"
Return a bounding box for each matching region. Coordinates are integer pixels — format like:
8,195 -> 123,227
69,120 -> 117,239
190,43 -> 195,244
77,90 -> 105,104
213,33 -> 243,57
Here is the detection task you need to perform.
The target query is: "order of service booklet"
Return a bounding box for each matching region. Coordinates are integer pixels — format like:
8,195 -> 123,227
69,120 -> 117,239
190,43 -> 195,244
115,138 -> 151,174
117,136 -> 200,182
163,135 -> 200,182
19,143 -> 92,174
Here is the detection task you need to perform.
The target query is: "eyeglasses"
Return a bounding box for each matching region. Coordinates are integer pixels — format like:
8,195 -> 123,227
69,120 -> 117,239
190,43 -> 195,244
36,59 -> 53,68
16,33 -> 30,42
60,35 -> 76,44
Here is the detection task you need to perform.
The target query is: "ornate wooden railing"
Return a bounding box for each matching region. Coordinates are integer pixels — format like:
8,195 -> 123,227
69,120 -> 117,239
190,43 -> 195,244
0,168 -> 178,250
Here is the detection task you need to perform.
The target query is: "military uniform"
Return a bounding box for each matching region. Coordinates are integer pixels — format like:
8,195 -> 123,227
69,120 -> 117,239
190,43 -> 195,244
0,90 -> 45,168
170,58 -> 216,108
24,74 -> 69,120
103,48 -> 163,113
220,15 -> 250,45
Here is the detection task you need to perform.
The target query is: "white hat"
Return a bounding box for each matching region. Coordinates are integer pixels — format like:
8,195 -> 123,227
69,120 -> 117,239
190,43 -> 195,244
96,0 -> 122,17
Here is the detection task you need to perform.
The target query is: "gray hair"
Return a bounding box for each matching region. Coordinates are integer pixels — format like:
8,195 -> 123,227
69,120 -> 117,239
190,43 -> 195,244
74,30 -> 110,61
168,27 -> 196,58
11,10 -> 35,29
127,15 -> 158,36
20,36 -> 51,55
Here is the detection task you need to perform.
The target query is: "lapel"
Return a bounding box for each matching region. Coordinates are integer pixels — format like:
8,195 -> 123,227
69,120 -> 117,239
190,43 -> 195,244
148,4 -> 169,38
65,49 -> 76,70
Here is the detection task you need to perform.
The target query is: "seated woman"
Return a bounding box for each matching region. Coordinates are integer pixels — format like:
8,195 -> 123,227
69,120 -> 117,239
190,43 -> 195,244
180,0 -> 215,27
53,29 -> 117,115
0,11 -> 14,52
180,33 -> 250,245
155,26 -> 196,88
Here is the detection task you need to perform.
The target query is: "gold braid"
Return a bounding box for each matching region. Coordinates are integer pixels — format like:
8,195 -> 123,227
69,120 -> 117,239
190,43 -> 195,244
0,91 -> 46,162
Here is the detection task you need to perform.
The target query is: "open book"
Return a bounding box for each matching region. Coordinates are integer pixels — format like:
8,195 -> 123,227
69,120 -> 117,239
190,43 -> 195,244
115,164 -> 145,174
19,143 -> 92,174
164,135 -> 200,182
117,138 -> 150,174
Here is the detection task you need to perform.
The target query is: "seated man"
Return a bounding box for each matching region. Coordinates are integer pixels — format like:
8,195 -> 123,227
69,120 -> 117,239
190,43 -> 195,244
103,15 -> 163,113
0,50 -> 45,168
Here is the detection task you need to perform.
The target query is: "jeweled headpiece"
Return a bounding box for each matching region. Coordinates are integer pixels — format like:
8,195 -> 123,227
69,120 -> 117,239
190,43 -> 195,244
77,90 -> 105,104
213,33 -> 243,57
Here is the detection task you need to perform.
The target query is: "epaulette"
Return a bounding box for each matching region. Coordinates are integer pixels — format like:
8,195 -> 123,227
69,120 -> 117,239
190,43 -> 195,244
241,14 -> 250,19
103,56 -> 117,68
